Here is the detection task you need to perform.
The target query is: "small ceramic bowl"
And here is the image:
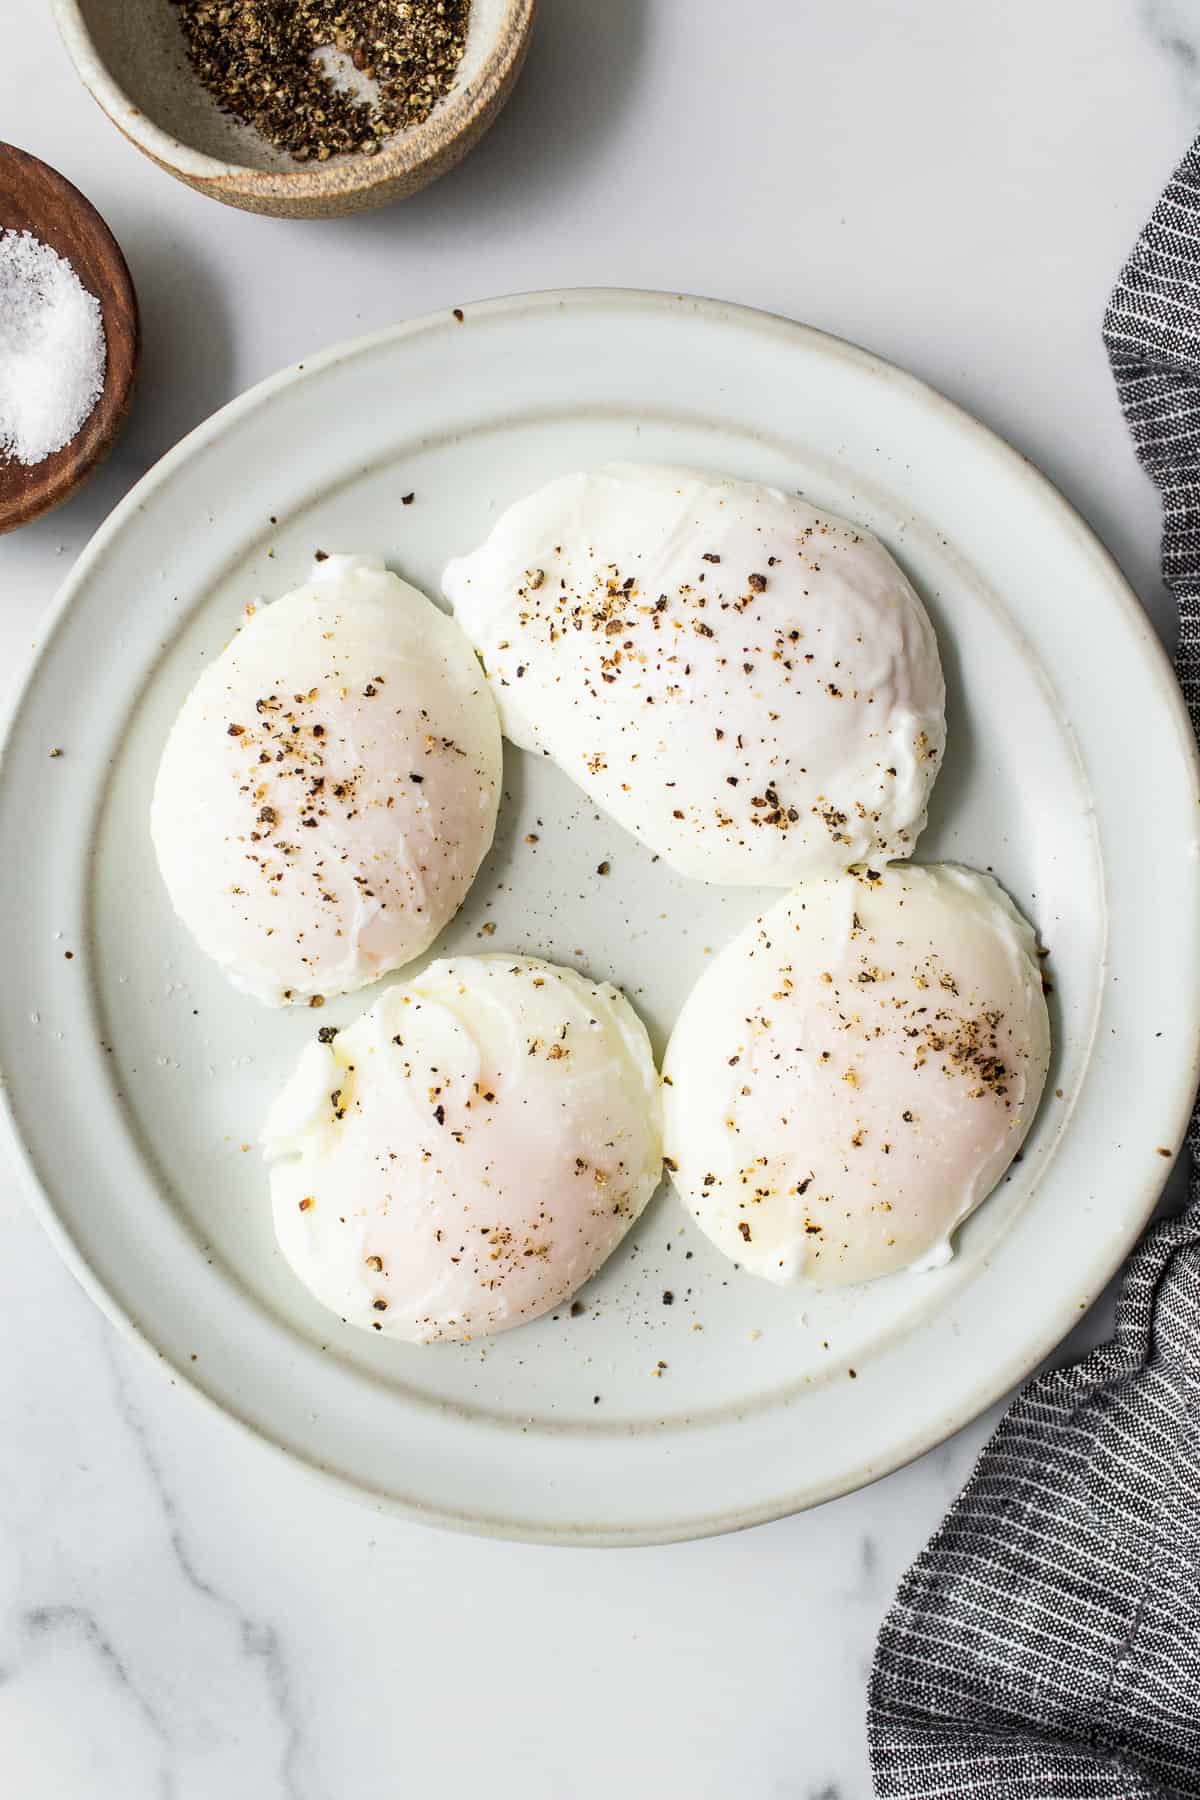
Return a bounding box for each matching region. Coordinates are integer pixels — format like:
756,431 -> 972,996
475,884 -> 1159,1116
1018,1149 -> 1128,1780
52,0 -> 535,219
0,143 -> 139,533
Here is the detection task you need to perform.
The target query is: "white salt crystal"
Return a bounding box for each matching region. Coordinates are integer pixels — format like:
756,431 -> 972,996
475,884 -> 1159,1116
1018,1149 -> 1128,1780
0,230 -> 107,466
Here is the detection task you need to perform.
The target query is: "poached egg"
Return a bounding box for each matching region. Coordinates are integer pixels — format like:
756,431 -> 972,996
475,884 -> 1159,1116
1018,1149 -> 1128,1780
262,954 -> 663,1342
151,555 -> 502,1006
443,465 -> 945,883
662,863 -> 1050,1285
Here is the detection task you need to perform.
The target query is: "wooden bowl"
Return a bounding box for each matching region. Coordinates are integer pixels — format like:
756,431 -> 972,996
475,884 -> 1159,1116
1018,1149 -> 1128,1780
0,144 -> 139,535
52,0 -> 536,220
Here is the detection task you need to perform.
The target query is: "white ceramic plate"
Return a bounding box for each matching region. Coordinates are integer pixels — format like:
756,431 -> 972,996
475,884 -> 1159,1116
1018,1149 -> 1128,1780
3,291 -> 1198,1545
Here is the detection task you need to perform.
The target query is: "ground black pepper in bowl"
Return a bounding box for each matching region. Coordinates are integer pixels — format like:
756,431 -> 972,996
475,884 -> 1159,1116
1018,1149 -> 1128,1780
170,0 -> 471,162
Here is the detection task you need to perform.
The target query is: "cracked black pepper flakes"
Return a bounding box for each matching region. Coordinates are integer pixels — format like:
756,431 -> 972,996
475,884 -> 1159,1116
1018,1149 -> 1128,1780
170,0 -> 471,164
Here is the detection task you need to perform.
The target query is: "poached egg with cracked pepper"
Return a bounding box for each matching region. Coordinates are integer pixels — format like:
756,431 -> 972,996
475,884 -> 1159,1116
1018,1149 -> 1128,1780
443,465 -> 945,883
262,954 -> 663,1342
662,863 -> 1050,1286
151,554 -> 501,1005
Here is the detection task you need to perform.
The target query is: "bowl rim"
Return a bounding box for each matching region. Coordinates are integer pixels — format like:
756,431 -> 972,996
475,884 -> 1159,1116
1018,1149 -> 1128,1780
51,0 -> 535,199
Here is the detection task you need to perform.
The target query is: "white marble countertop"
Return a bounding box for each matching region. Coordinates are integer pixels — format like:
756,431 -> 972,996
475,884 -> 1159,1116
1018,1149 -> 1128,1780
1,3 -> 1195,1795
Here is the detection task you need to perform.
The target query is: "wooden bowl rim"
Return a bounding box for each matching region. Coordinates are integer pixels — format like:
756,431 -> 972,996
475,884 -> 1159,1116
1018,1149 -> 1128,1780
0,143 -> 140,534
51,0 -> 535,204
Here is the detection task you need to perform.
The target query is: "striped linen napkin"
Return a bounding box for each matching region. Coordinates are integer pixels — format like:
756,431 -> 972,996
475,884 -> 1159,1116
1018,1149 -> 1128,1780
866,135 -> 1200,1800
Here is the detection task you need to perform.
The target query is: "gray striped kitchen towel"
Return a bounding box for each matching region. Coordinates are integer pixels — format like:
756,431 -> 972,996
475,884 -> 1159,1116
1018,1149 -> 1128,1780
867,135 -> 1200,1799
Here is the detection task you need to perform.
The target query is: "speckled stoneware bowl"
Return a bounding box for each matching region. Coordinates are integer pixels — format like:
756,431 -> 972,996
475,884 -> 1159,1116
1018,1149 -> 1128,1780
51,0 -> 534,218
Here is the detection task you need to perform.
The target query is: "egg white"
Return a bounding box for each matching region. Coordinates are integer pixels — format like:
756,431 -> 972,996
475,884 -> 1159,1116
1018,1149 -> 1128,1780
151,555 -> 501,1005
444,465 -> 945,883
662,864 -> 1050,1286
262,955 -> 664,1343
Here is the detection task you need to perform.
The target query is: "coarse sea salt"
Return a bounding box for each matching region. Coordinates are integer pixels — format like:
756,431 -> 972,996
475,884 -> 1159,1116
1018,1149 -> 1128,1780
0,229 -> 107,467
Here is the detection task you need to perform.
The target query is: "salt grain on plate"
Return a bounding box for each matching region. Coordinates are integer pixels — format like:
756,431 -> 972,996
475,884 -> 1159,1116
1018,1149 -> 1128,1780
0,230 -> 106,466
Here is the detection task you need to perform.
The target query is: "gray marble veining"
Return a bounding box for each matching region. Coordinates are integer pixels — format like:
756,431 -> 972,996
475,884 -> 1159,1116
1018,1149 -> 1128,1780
103,1342 -> 308,1800
23,1606 -> 173,1799
1141,0 -> 1200,105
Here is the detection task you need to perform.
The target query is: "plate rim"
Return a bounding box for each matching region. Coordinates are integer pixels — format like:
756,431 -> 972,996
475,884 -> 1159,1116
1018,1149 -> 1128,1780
3,286 -> 1198,1545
